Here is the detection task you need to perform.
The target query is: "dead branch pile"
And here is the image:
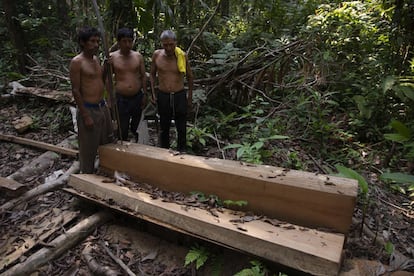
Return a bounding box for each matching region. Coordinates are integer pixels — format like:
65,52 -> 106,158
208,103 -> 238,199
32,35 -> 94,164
195,40 -> 322,105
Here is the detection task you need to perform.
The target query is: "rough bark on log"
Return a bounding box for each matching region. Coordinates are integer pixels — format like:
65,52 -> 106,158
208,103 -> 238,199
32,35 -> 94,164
1,211 -> 113,276
7,135 -> 77,182
0,161 -> 79,214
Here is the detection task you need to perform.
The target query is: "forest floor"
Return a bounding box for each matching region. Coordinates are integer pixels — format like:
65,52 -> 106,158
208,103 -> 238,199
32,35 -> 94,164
0,93 -> 413,276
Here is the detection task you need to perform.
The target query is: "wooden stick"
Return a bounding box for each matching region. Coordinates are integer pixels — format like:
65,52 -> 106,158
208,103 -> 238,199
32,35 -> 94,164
0,161 -> 79,214
186,0 -> 221,56
2,211 -> 113,276
82,243 -> 118,276
0,133 -> 78,157
101,240 -> 137,276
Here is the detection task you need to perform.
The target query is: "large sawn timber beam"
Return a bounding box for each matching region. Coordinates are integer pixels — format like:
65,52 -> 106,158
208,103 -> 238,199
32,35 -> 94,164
98,143 -> 358,234
69,173 -> 345,276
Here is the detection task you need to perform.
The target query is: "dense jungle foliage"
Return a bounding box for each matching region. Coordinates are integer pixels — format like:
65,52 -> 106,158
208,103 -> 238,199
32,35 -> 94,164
1,0 -> 414,221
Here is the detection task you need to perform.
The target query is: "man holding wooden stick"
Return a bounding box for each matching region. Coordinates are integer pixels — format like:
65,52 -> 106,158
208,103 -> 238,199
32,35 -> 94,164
69,26 -> 114,173
110,27 -> 147,142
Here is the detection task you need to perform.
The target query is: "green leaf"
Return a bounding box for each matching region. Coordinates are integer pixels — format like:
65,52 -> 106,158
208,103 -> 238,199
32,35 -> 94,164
384,241 -> 394,255
383,133 -> 410,143
196,254 -> 208,269
390,120 -> 411,139
223,144 -> 242,150
184,246 -> 209,269
335,165 -> 369,195
184,251 -> 199,267
400,83 -> 414,100
380,172 -> 414,184
252,141 -> 264,150
237,147 -> 246,159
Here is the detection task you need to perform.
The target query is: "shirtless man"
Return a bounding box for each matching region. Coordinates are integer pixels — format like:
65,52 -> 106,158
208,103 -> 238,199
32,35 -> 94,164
150,30 -> 193,152
69,26 -> 114,173
110,28 -> 147,142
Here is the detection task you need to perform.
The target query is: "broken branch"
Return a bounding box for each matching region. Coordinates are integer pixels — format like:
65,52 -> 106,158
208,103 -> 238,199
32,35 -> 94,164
0,133 -> 78,157
101,240 -> 137,276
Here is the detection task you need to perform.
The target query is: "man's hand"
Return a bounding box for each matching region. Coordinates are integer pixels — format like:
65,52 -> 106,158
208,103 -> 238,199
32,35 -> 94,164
108,55 -> 114,65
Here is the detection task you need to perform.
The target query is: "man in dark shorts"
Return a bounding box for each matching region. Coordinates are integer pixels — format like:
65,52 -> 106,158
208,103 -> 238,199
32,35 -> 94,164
69,26 -> 114,173
110,28 -> 147,142
150,30 -> 193,152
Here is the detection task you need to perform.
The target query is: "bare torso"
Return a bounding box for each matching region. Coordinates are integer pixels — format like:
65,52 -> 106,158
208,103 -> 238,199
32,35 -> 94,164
153,49 -> 185,93
111,50 -> 144,96
71,54 -> 105,103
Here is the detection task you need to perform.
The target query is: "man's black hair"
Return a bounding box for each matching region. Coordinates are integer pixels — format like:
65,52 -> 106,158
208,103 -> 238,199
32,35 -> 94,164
117,28 -> 134,41
78,26 -> 101,48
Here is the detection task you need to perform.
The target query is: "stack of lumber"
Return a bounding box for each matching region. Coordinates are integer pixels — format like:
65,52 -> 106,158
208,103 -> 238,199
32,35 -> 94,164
68,143 -> 358,276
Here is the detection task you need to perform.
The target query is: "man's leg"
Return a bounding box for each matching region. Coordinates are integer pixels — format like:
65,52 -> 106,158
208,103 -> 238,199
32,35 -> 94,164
157,91 -> 172,149
77,109 -> 101,173
117,95 -> 130,141
174,92 -> 187,152
130,93 -> 143,142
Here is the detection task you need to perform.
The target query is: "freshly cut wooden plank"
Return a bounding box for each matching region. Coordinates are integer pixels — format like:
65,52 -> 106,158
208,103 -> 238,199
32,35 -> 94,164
98,143 -> 358,233
69,174 -> 346,276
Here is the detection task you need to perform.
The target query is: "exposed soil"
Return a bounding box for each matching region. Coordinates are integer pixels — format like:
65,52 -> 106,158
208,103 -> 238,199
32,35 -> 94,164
0,93 -> 413,275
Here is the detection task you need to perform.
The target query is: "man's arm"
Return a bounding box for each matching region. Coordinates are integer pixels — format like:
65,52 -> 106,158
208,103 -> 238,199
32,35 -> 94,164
149,52 -> 158,103
69,58 -> 93,127
138,53 -> 147,107
138,53 -> 147,92
104,53 -> 114,108
185,54 -> 194,106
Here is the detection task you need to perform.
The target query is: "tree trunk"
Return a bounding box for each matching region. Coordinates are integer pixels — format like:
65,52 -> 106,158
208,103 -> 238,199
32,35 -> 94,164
56,0 -> 70,32
220,0 -> 229,18
179,0 -> 187,25
3,0 -> 29,74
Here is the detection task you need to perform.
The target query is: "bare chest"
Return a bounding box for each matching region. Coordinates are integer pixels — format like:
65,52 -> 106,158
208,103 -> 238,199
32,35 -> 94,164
113,55 -> 140,74
81,60 -> 102,79
156,57 -> 179,74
